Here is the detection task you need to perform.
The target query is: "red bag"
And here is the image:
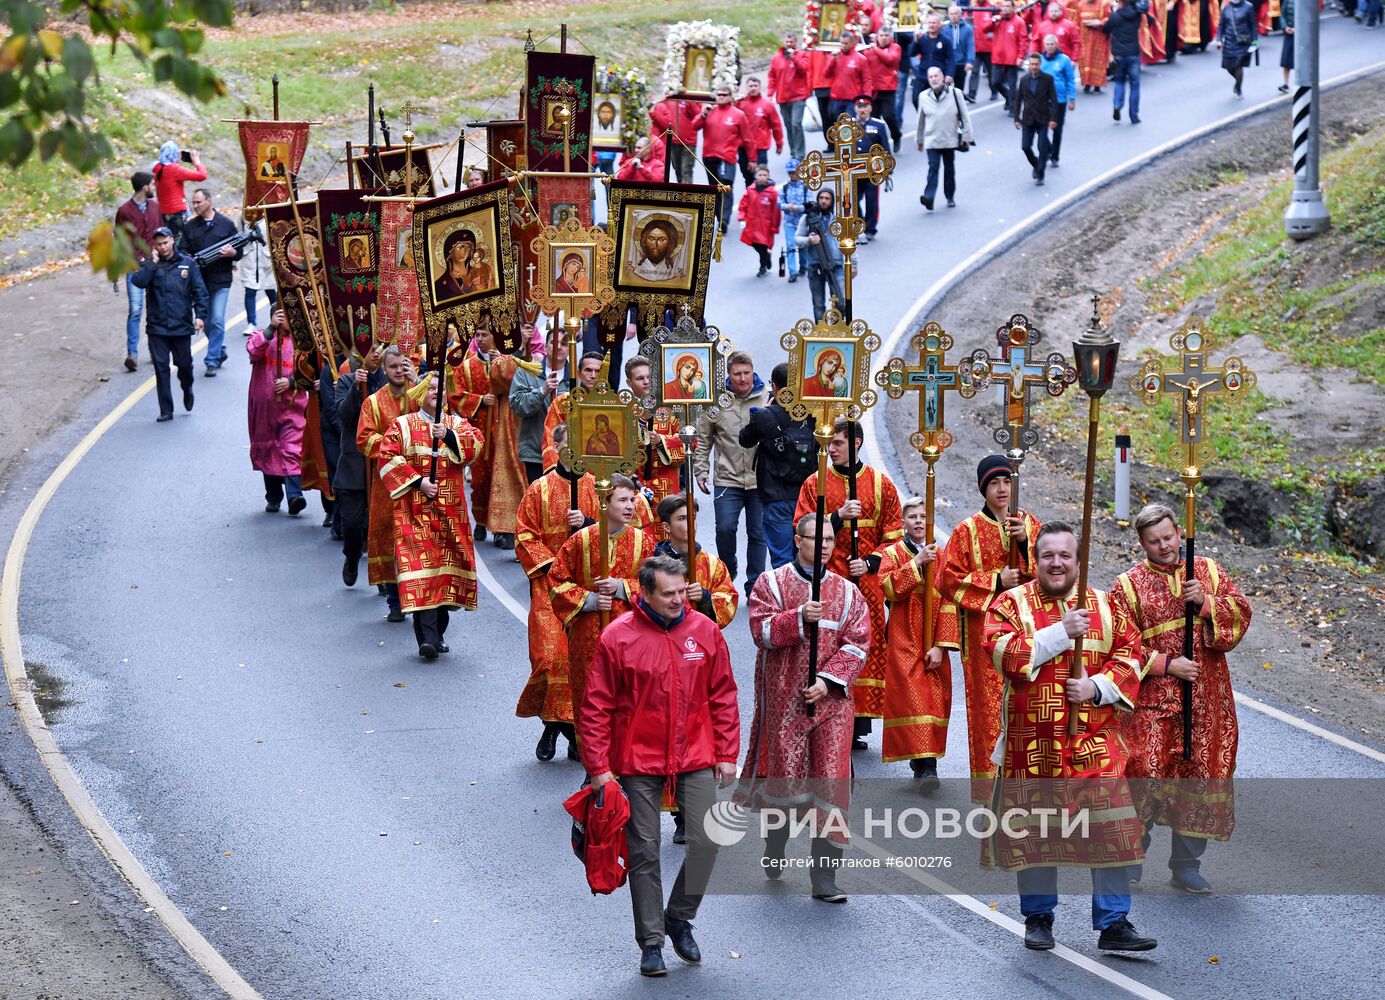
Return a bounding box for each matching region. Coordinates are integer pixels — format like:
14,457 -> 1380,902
563,782 -> 631,895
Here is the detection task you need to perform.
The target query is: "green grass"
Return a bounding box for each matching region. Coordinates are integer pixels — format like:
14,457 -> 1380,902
3,0 -> 804,239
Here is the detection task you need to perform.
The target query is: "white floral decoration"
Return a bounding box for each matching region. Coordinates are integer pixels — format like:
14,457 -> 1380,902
662,20 -> 741,96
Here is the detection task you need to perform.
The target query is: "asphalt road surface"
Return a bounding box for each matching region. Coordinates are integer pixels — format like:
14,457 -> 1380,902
12,18 -> 1385,1000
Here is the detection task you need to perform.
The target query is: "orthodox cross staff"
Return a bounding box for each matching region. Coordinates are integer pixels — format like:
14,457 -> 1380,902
797,116 -> 893,562
967,314 -> 1078,571
639,308 -> 736,582
779,306 -> 880,715
875,321 -> 978,654
427,322 -> 452,485
1128,319 -> 1256,758
1066,295 -> 1122,737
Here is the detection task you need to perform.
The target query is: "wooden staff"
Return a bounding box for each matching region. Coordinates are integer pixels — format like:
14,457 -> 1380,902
285,196 -> 336,359
1179,444 -> 1200,760
272,75 -> 280,121
1067,395 -> 1101,737
428,325 -> 450,483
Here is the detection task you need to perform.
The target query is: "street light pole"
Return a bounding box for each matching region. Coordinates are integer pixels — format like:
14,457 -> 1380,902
1284,0 -> 1330,239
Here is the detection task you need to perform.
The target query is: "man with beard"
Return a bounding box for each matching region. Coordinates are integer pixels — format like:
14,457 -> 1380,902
983,522 -> 1155,954
1111,504 -> 1252,893
630,217 -> 684,283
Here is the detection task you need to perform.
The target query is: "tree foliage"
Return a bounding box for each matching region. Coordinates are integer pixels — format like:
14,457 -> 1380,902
1,0 -> 236,277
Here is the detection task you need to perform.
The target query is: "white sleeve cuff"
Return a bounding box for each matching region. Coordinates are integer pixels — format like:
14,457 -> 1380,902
1032,621 -> 1073,667
1091,674 -> 1120,708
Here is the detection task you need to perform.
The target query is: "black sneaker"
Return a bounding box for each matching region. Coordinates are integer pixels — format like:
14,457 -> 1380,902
183,387 -> 194,411
342,556 -> 358,587
204,366 -> 217,378
1098,917 -> 1158,952
474,524 -> 487,541
418,643 -> 438,661
124,354 -> 137,372
920,195 -> 934,211
672,813 -> 686,845
287,496 -> 307,516
156,413 -> 173,423
1024,914 -> 1055,951
386,607 -> 406,623
639,944 -> 667,977
665,916 -> 701,965
1113,107 -> 1121,121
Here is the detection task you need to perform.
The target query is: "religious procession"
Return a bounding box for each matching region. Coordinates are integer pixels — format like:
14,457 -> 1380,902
4,0 -> 1383,997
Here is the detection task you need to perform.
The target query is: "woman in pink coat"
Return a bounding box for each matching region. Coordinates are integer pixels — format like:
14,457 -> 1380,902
246,308 -> 308,514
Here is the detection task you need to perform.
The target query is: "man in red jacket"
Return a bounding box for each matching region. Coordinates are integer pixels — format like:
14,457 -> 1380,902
649,92 -> 702,183
615,135 -> 666,183
990,0 -> 1031,112
865,29 -> 904,150
768,33 -> 812,159
584,553 -> 741,978
734,76 -> 785,186
697,88 -> 754,231
114,170 -> 161,372
825,32 -> 873,123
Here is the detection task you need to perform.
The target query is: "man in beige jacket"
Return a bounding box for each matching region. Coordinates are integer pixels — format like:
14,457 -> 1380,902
915,65 -> 976,210
694,350 -> 769,600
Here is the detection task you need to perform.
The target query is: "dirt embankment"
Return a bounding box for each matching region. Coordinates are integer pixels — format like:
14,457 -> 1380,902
886,74 -> 1385,744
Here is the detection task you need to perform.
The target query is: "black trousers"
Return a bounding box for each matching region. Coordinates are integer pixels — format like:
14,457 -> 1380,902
1020,124 -> 1051,179
751,243 -> 772,270
992,65 -> 1019,113
1049,103 -> 1068,162
971,53 -> 993,98
876,90 -> 901,146
337,488 -> 368,565
813,88 -> 832,135
524,461 -> 543,485
413,606 -> 451,648
147,333 -> 194,417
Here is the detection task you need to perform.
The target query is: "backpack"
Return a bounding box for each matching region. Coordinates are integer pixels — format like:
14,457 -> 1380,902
764,407 -> 818,481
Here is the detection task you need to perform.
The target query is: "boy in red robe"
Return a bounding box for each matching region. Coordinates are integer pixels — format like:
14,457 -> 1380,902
356,346 -> 417,622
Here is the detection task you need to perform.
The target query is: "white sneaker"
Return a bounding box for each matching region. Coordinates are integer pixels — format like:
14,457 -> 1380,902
243,325 -> 255,337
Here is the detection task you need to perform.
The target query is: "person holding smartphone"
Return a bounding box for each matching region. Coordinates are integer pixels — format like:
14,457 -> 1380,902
151,141 -> 207,246
130,226 -> 207,422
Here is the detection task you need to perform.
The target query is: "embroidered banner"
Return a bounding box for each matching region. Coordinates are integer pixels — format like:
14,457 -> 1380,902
317,189 -> 382,358
525,50 -> 596,173
353,145 -> 437,197
238,120 -> 310,216
377,199 -> 424,358
265,200 -> 340,379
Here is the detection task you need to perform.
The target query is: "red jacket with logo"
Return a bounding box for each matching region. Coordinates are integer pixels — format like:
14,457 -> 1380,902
697,104 -> 754,162
581,601 -> 740,777
768,47 -> 812,103
738,182 -> 782,247
991,14 -> 1030,65
649,97 -> 702,146
865,41 -> 903,92
826,47 -> 873,101
735,94 -> 785,153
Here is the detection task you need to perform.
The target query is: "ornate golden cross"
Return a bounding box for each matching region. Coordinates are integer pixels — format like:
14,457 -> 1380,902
1129,319 -> 1256,447
795,113 -> 894,311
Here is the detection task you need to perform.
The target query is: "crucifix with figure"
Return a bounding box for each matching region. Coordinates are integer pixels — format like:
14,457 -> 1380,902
875,321 -> 978,652
1128,318 -> 1256,759
795,114 -> 894,321
967,314 -> 1078,569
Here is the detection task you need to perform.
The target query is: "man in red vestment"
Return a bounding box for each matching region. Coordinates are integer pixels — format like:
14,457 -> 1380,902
356,346 -> 417,622
936,454 -> 1041,802
1112,503 -> 1251,894
378,374 -> 484,659
455,322 -> 527,550
794,418 -> 903,748
550,475 -> 656,740
737,513 -> 870,903
878,495 -> 960,794
514,423 -> 600,763
984,522 -> 1156,954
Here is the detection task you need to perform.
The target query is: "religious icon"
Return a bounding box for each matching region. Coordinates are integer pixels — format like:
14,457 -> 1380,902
550,202 -> 579,227
1224,370 -> 1243,391
285,232 -> 321,274
660,344 -> 712,403
424,206 -> 501,308
395,226 -> 413,268
616,205 -> 698,291
542,97 -> 575,138
802,339 -> 855,399
550,246 -> 594,297
580,408 -> 628,459
819,2 -> 849,46
339,233 -> 373,274
257,142 -> 288,179
893,0 -> 921,32
592,92 -> 624,149
682,47 -> 716,96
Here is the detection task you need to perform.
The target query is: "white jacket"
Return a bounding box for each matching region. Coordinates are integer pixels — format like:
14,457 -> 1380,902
916,83 -> 975,151
236,219 -> 275,290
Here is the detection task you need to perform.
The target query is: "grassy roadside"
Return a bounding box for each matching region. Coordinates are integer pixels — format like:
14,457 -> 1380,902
4,0 -> 803,241
1045,123 -> 1385,567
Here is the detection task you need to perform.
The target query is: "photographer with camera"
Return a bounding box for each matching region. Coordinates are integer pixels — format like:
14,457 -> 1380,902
182,188 -> 242,378
738,362 -> 820,569
151,141 -> 207,246
131,227 -> 207,423
793,189 -> 846,323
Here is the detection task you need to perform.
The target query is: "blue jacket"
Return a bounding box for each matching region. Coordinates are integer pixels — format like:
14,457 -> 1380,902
130,252 -> 208,338
779,158 -> 808,218
1040,51 -> 1078,104
909,32 -> 954,81
942,20 -> 975,68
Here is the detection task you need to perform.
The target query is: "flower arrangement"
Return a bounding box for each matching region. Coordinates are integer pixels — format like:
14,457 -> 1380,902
595,65 -> 651,154
804,0 -> 876,47
661,20 -> 740,96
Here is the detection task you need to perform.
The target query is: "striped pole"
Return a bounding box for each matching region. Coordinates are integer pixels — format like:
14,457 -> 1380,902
1284,0 -> 1330,238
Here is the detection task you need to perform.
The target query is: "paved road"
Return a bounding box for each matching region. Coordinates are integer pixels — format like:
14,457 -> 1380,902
14,19 -> 1385,1000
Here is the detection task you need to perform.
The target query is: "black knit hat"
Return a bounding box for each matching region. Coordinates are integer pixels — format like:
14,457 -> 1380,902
977,454 -> 1012,495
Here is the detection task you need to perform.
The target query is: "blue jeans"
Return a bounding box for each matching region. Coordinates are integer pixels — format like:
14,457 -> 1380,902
894,69 -> 910,123
124,273 -> 145,357
783,212 -> 804,273
807,263 -> 845,321
243,287 -> 278,330
206,285 -> 230,368
705,157 -> 737,231
1142,822 -> 1208,876
762,496 -> 797,568
780,100 -> 806,159
1018,865 -> 1135,930
857,181 -> 879,235
263,474 -> 304,504
1112,55 -> 1141,118
712,485 -> 765,587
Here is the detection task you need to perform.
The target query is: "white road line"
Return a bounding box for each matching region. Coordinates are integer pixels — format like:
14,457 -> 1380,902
1,312 -> 263,1000
864,58 -> 1385,765
473,546 -> 530,624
